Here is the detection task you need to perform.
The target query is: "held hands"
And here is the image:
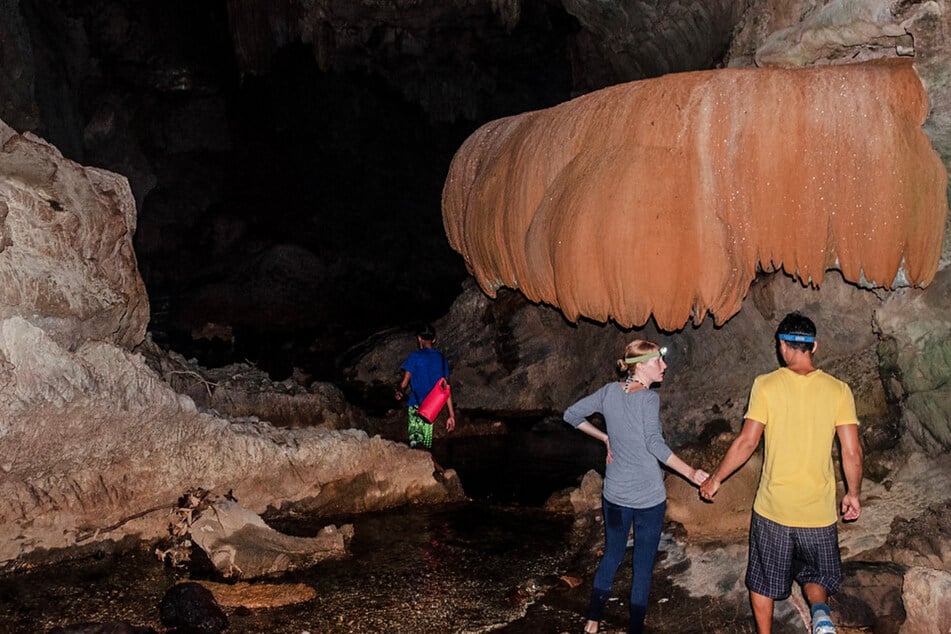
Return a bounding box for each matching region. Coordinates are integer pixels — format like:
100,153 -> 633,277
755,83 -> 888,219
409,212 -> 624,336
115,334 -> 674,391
394,387 -> 404,401
699,477 -> 719,501
691,468 -> 710,487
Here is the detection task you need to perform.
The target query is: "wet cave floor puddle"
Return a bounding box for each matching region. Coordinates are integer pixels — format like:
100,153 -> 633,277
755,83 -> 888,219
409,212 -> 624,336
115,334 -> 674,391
0,504 -> 577,633
0,425 -> 771,633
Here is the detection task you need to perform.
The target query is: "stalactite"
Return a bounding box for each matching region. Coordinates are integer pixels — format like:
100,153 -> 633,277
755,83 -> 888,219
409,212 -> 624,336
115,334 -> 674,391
442,59 -> 948,330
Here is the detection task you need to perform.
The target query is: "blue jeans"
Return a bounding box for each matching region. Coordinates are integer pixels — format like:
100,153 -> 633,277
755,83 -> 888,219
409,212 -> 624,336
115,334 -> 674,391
587,497 -> 666,633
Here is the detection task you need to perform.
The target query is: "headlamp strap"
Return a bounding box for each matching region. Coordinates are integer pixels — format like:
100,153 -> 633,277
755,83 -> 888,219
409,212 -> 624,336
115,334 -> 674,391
778,333 -> 815,343
624,347 -> 668,364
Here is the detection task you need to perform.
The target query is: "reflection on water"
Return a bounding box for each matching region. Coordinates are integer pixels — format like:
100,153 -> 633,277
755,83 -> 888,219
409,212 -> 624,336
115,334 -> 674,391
0,426 -> 604,633
258,504 -> 577,633
434,422 -> 607,505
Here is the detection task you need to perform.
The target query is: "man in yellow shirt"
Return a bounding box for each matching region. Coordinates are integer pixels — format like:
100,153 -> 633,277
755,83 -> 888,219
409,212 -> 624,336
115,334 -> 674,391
700,312 -> 864,634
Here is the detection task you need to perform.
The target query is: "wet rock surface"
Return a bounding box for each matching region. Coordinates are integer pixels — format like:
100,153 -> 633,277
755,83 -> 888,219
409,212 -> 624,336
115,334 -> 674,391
49,623 -> 157,634
158,582 -> 228,633
188,497 -> 353,579
0,515 -> 813,633
194,580 -> 317,609
0,503 -> 583,633
138,337 -> 361,430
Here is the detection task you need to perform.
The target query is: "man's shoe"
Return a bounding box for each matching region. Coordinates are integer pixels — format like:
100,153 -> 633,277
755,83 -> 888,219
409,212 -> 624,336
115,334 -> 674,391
812,612 -> 836,634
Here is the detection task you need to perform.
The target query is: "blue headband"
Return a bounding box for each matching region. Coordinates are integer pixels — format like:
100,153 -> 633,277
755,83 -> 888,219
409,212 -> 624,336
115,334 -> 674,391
624,347 -> 668,364
778,333 -> 815,343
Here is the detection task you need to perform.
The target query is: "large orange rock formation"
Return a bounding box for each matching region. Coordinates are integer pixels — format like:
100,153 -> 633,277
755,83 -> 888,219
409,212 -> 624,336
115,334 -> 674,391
442,59 -> 948,329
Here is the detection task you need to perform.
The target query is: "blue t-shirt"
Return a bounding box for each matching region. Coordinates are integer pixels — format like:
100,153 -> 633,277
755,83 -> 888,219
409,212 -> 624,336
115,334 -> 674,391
401,348 -> 449,406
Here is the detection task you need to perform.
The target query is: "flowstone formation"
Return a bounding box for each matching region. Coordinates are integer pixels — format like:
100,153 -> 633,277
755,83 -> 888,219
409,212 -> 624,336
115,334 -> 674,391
442,59 -> 948,331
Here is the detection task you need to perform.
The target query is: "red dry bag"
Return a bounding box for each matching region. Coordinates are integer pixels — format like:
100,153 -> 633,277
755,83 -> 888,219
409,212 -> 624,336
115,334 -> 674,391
418,377 -> 450,422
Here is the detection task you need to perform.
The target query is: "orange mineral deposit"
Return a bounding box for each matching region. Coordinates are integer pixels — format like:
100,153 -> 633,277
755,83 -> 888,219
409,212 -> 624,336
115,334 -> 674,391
442,59 -> 948,330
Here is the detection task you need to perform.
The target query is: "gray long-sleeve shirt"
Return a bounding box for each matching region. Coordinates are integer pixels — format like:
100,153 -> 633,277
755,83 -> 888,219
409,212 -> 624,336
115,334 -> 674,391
564,382 -> 674,508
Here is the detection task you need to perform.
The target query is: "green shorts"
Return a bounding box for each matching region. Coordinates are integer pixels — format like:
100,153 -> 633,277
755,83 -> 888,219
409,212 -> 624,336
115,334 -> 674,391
407,405 -> 433,449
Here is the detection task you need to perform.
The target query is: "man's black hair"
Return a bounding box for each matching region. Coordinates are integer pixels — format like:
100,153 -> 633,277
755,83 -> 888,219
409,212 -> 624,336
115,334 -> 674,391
416,323 -> 436,342
776,312 -> 816,352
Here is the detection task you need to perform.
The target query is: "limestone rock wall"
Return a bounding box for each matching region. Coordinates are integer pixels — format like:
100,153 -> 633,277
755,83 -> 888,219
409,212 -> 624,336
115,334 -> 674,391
142,343 -> 362,430
875,267 -> 951,455
900,566 -> 951,634
0,120 -> 456,565
0,315 -> 454,563
0,121 -> 149,350
558,0 -> 746,91
442,59 -> 948,331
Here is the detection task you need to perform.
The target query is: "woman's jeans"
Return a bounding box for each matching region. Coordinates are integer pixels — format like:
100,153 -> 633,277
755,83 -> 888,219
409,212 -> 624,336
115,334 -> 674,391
587,497 -> 666,633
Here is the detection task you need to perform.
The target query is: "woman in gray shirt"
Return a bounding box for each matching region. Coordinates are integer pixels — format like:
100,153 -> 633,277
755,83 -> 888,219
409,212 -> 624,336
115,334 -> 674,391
564,339 -> 708,634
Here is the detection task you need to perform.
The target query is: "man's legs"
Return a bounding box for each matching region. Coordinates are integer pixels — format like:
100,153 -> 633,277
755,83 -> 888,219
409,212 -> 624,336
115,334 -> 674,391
794,524 -> 841,634
804,583 -> 836,633
803,582 -> 828,605
745,513 -> 794,634
750,592 -> 774,634
750,581 -> 830,633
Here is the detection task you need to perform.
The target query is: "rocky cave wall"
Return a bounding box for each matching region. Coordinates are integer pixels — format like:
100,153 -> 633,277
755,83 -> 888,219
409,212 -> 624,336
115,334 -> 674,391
0,120 -> 457,565
221,0 -> 749,118
6,0 -> 950,374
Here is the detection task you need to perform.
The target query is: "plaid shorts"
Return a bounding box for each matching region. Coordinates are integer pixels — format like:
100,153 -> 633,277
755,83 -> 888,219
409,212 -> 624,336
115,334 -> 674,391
745,511 -> 842,600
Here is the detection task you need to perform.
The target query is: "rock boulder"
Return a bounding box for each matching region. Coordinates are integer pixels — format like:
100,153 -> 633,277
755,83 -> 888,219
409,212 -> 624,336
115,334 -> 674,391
0,120 -> 148,350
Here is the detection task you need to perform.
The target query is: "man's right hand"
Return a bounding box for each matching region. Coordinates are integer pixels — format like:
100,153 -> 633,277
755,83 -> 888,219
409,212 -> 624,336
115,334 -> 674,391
841,492 -> 861,521
699,478 -> 720,501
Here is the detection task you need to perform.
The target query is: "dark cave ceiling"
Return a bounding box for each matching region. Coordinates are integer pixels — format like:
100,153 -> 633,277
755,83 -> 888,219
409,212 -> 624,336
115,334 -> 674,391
2,0 -> 746,377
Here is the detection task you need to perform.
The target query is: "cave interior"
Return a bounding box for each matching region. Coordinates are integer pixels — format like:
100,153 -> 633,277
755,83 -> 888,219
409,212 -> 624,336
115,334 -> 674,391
5,0 -> 742,380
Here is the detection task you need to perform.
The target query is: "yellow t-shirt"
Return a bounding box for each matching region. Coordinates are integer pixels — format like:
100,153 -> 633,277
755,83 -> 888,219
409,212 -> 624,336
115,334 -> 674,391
745,367 -> 858,527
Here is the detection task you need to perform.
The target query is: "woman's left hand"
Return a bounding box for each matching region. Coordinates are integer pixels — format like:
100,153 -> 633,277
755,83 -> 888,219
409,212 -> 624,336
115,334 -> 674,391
605,437 -> 613,464
691,469 -> 710,486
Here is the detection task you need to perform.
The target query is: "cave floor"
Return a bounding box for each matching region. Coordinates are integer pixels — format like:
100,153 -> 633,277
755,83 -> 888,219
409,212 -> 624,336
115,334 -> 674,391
0,503 -> 819,634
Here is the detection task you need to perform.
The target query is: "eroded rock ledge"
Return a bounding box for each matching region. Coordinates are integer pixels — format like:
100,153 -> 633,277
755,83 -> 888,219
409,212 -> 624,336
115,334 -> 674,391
0,312 -> 457,564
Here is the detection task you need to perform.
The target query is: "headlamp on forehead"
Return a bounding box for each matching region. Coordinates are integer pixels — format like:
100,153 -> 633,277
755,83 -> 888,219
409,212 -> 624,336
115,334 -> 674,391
624,347 -> 667,364
777,333 -> 815,343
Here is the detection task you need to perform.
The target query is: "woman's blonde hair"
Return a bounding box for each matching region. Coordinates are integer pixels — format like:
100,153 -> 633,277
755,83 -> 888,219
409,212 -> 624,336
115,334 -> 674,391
616,340 -> 660,374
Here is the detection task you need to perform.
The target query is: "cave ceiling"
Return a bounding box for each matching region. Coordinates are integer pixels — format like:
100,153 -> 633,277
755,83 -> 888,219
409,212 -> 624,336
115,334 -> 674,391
223,0 -> 747,118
